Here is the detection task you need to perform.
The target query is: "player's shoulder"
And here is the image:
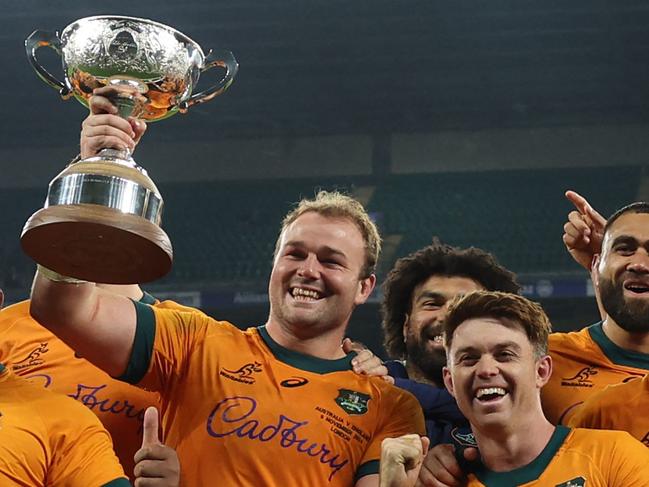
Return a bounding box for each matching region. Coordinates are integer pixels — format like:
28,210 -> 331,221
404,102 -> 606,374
0,299 -> 46,336
549,325 -> 592,345
153,299 -> 208,316
0,299 -> 32,323
369,375 -> 421,408
586,375 -> 647,405
569,426 -> 643,448
549,324 -> 597,352
150,301 -> 234,331
6,372 -> 101,422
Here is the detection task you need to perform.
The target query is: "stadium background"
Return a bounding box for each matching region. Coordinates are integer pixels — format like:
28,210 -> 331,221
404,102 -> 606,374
1,0 -> 648,356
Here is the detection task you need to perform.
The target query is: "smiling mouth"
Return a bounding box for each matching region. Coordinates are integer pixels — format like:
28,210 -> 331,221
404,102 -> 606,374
624,282 -> 649,295
475,387 -> 508,403
290,287 -> 323,302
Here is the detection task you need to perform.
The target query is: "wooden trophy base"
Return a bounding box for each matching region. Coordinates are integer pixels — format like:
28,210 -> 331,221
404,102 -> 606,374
21,204 -> 173,284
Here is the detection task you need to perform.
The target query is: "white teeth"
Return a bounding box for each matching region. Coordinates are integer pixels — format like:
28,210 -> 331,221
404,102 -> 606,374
432,335 -> 443,343
476,387 -> 506,399
626,285 -> 649,293
291,288 -> 321,300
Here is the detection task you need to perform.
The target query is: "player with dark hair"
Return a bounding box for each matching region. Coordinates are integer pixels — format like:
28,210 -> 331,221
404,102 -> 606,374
381,239 -> 520,386
404,195 -> 649,485
353,240 -> 519,446
543,196 -> 649,424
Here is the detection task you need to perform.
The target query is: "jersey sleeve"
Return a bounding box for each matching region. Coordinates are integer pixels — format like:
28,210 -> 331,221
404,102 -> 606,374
118,301 -> 211,397
47,396 -> 128,486
606,431 -> 649,486
356,387 -> 425,479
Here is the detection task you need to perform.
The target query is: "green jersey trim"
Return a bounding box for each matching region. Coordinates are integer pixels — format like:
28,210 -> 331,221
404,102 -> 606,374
101,478 -> 131,487
117,300 -> 156,385
588,321 -> 649,369
257,325 -> 355,374
473,426 -> 571,486
355,460 -> 379,480
139,292 -> 157,305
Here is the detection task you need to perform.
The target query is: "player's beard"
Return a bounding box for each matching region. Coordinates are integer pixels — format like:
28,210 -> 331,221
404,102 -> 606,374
406,324 -> 446,386
599,275 -> 649,333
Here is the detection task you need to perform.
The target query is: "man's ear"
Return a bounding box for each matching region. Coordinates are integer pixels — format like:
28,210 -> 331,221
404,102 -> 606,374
592,253 -> 601,276
443,366 -> 455,398
536,355 -> 553,388
402,313 -> 410,343
354,274 -> 376,305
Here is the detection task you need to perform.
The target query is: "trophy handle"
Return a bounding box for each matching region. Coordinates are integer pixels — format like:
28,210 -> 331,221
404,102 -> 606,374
25,30 -> 73,99
179,49 -> 239,112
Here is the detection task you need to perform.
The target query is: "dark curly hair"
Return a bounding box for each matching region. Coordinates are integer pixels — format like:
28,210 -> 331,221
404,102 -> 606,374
381,239 -> 520,359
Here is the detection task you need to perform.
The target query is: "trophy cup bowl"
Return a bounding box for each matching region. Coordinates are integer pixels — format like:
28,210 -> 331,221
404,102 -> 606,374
22,16 -> 238,283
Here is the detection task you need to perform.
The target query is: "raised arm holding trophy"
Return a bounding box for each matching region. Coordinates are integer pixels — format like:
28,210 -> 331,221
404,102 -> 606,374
22,15 -> 238,283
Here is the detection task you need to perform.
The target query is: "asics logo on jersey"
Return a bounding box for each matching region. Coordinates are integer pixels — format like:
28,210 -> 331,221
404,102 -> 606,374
561,367 -> 598,387
280,377 -> 309,388
555,477 -> 585,487
13,342 -> 49,370
220,362 -> 263,385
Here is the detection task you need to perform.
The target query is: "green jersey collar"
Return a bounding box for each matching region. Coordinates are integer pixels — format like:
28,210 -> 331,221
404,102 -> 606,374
588,321 -> 649,369
473,425 -> 571,486
257,325 -> 355,374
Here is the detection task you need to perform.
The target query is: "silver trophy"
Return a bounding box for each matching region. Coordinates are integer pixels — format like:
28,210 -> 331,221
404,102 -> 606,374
22,16 -> 238,284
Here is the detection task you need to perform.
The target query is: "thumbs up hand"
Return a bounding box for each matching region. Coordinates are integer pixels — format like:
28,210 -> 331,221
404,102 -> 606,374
133,407 -> 181,487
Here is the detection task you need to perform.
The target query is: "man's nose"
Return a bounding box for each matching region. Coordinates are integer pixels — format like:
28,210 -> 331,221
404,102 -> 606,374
297,254 -> 321,279
628,249 -> 649,274
475,355 -> 499,378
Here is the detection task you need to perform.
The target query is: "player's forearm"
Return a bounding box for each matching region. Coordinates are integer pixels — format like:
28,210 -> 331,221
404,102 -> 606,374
30,270 -> 136,376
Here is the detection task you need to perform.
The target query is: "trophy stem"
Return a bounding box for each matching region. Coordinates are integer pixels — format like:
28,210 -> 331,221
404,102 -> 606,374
114,93 -> 136,119
106,76 -> 148,120
97,147 -> 134,164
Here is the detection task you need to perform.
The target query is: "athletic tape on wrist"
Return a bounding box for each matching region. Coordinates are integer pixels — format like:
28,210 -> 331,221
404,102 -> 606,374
37,265 -> 87,284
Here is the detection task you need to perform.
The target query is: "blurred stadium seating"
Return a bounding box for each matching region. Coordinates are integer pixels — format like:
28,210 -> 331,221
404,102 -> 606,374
1,165 -> 639,294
